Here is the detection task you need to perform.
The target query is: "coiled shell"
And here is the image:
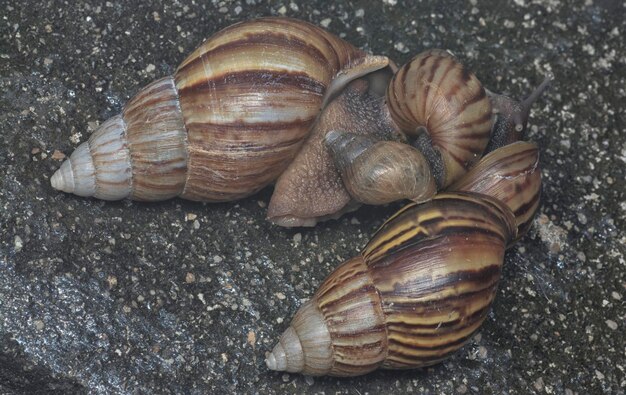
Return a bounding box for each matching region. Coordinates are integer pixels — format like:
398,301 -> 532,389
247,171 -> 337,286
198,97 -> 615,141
51,17 -> 389,202
450,141 -> 541,239
325,131 -> 436,205
267,192 -> 517,376
386,50 -> 493,188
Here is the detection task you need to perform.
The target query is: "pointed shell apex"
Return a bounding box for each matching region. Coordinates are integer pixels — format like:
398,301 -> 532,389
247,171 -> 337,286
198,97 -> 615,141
51,159 -> 75,193
51,142 -> 98,197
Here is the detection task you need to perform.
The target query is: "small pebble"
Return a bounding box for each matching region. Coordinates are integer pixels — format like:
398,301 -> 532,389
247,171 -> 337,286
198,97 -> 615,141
185,272 -> 196,283
394,41 -> 409,53
247,331 -> 256,349
51,150 -> 66,160
14,235 -> 23,252
34,320 -> 45,330
605,319 -> 618,330
107,275 -> 117,289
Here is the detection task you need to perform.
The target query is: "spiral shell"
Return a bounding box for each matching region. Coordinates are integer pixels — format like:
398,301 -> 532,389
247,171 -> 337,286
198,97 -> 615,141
325,131 -> 436,205
450,141 -> 541,239
51,17 -> 389,202
386,50 -> 493,188
267,192 -> 517,376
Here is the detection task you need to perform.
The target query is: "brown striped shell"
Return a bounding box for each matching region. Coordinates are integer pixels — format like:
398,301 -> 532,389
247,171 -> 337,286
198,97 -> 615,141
449,141 -> 541,240
51,17 -> 389,202
266,192 -> 517,376
386,49 -> 493,188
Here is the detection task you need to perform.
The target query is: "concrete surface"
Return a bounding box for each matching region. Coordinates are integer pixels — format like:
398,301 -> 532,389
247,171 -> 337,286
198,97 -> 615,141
1,0 -> 624,394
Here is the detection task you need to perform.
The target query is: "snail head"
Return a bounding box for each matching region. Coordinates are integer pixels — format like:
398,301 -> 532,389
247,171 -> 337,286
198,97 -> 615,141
485,73 -> 553,152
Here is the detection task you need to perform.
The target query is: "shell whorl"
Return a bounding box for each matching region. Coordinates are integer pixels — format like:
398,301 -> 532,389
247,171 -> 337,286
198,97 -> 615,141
267,256 -> 388,376
171,17 -> 386,201
268,193 -> 517,376
51,114 -> 133,200
386,50 -> 493,188
449,141 -> 541,240
265,299 -> 334,375
325,131 -> 437,205
51,77 -> 188,201
52,17 -> 389,202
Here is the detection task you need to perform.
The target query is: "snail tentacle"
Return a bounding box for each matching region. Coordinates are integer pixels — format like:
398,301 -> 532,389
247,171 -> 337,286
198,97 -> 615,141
485,73 -> 554,152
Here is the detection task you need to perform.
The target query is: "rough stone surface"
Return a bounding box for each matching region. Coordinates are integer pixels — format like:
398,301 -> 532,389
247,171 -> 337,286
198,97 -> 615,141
1,0 -> 624,394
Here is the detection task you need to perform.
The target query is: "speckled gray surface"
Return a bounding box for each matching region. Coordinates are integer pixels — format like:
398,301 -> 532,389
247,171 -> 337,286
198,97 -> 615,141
1,0 -> 624,394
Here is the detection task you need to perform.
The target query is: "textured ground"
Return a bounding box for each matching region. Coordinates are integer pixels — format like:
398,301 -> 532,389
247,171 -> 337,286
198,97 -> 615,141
1,0 -> 624,394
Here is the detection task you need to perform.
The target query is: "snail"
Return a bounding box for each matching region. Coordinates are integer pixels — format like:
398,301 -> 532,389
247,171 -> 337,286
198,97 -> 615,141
50,17 -> 552,227
266,140 -> 542,376
50,17 -> 390,203
303,50 -> 551,226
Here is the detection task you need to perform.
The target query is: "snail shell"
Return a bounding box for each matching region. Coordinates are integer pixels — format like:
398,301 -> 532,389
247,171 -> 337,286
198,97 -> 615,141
450,141 -> 541,239
325,130 -> 436,205
386,49 -> 493,188
267,192 -> 517,376
51,17 -> 389,202
267,141 -> 542,376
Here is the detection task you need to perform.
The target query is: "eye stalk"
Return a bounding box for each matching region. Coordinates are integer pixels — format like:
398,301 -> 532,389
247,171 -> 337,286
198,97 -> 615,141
486,73 -> 554,152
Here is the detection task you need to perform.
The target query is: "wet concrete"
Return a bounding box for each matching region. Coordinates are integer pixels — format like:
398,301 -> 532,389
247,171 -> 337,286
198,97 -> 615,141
1,0 -> 624,394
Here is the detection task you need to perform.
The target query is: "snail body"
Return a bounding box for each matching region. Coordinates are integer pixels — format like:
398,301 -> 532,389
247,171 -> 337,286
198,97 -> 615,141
267,141 -> 542,376
51,17 -> 389,202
